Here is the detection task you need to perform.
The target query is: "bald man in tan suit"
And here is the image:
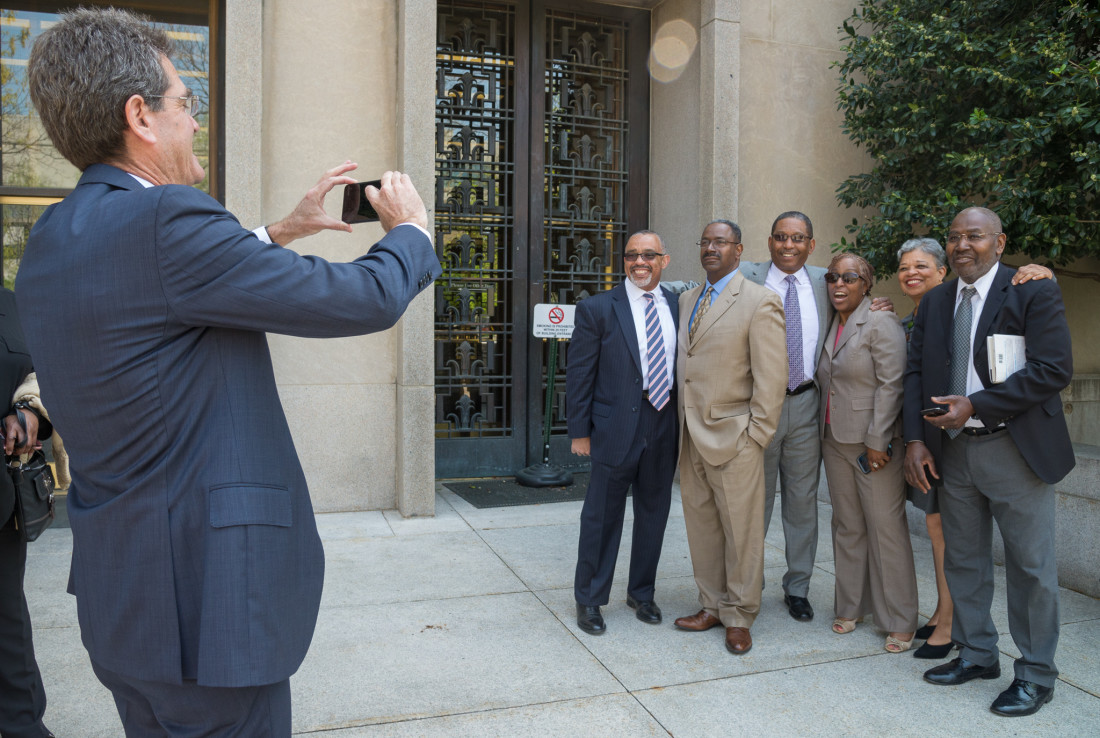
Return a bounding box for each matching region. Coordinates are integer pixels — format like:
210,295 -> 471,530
673,219 -> 788,655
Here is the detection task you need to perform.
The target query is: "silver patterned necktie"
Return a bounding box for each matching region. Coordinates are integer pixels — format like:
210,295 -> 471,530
946,285 -> 977,439
785,275 -> 804,392
689,286 -> 713,342
643,293 -> 669,411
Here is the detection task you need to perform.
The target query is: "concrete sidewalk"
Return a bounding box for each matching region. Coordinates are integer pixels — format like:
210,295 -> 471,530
25,484 -> 1100,736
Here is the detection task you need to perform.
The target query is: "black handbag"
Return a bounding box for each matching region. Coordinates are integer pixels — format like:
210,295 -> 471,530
7,450 -> 55,542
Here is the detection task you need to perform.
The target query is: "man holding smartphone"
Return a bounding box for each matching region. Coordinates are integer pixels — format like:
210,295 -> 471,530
904,207 -> 1073,717
17,8 -> 440,735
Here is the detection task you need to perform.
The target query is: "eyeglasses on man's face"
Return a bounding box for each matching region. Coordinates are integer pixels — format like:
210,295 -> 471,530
696,239 -> 739,248
623,251 -> 665,263
148,94 -> 203,118
771,233 -> 810,243
824,271 -> 863,284
945,231 -> 1001,246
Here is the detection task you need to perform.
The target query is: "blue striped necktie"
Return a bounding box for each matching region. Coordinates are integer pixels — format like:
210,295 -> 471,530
644,292 -> 670,411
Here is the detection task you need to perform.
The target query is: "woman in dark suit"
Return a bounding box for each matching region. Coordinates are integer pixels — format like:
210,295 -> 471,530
0,287 -> 54,738
818,254 -> 917,653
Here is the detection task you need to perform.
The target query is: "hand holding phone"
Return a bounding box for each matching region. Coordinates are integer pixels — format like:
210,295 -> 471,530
340,172 -> 430,233
341,179 -> 383,224
857,442 -> 893,475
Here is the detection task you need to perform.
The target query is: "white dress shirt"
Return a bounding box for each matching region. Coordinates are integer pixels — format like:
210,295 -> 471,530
956,261 -> 1001,428
764,263 -> 819,381
625,279 -> 675,391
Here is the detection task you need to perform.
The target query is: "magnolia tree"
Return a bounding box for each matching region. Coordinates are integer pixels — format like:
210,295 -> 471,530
834,0 -> 1100,275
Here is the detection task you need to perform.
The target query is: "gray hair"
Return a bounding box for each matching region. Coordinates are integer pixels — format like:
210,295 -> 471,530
29,7 -> 174,171
628,229 -> 666,253
897,237 -> 947,269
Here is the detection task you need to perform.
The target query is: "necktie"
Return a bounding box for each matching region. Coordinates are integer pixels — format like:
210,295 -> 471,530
946,286 -> 977,439
689,286 -> 713,342
644,293 -> 669,411
785,275 -> 804,392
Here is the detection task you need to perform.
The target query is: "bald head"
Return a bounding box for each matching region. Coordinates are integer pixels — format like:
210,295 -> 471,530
947,207 -> 1006,283
958,207 -> 1002,233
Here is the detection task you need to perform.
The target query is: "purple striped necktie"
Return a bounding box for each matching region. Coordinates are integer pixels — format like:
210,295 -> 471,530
644,292 -> 670,411
785,274 -> 805,392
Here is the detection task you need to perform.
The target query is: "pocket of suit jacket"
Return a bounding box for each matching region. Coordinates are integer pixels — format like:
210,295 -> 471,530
709,402 -> 751,453
209,484 -> 292,527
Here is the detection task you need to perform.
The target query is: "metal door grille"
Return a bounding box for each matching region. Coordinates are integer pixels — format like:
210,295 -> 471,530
435,2 -> 517,440
539,9 -> 630,436
434,0 -> 647,476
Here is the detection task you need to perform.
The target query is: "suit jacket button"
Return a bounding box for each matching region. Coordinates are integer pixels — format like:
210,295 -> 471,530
632,407 -> 638,413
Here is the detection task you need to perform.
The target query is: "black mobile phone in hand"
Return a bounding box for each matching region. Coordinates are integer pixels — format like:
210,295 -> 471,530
921,406 -> 948,417
857,442 -> 893,475
340,179 -> 382,224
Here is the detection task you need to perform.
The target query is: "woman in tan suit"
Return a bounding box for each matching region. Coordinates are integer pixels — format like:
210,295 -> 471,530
818,254 -> 917,653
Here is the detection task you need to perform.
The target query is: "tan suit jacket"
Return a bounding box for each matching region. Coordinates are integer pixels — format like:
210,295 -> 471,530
675,270 -> 787,626
817,297 -> 916,632
817,297 -> 906,452
676,272 -> 788,464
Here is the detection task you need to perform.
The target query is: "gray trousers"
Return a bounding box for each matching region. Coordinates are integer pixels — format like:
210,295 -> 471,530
941,430 -> 1060,687
762,387 -> 820,597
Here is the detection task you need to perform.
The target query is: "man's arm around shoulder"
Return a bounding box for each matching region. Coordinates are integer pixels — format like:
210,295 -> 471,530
746,289 -> 788,448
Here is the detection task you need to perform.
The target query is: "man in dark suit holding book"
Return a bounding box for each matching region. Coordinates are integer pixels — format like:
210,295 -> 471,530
903,206 -> 1074,717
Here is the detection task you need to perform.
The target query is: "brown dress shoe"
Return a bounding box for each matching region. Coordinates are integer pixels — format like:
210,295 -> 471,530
674,610 -> 722,631
725,626 -> 752,655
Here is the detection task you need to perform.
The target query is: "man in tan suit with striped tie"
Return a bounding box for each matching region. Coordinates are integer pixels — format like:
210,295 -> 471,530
673,219 -> 788,655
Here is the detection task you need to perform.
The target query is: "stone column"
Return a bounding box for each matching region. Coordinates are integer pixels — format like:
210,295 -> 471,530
223,0 -> 263,226
698,1 -> 741,223
394,0 -> 439,516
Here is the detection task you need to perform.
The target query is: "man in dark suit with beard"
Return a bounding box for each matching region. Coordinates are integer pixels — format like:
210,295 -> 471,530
568,230 -> 679,635
904,206 -> 1074,718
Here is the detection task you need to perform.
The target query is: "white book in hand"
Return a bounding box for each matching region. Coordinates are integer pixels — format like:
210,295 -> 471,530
987,334 -> 1026,383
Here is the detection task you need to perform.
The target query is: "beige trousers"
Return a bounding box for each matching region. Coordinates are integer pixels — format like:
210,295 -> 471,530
679,427 -> 766,628
822,426 -> 917,632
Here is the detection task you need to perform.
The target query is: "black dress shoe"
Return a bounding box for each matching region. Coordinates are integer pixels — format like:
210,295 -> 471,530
991,678 -> 1054,717
924,657 -> 1000,685
576,604 -> 606,635
783,594 -> 814,621
626,595 -> 662,624
915,622 -> 936,640
913,640 -> 957,660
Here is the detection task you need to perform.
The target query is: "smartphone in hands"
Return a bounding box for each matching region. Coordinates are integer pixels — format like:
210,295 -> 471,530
857,442 -> 893,475
921,406 -> 948,417
340,180 -> 383,224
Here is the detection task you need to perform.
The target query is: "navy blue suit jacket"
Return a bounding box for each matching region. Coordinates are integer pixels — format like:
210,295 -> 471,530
903,265 -> 1074,484
566,282 -> 679,467
15,163 -> 441,687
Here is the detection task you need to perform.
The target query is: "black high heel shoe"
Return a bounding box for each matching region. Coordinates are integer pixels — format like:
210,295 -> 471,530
913,640 -> 957,659
915,623 -> 936,640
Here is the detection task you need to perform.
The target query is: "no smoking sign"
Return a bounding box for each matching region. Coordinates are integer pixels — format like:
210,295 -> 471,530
532,303 -> 576,338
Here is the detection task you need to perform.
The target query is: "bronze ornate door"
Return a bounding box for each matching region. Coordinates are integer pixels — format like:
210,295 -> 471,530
434,0 -> 648,477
